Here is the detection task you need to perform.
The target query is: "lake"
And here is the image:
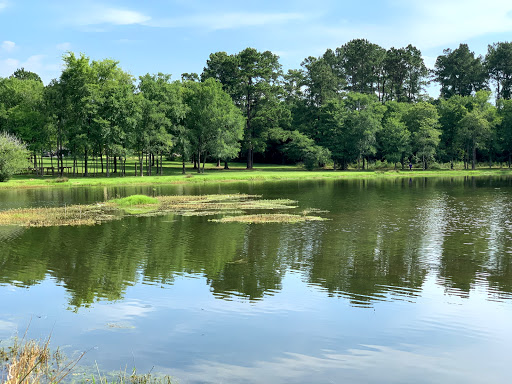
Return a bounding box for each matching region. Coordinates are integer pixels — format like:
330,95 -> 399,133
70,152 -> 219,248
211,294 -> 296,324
1,176 -> 512,383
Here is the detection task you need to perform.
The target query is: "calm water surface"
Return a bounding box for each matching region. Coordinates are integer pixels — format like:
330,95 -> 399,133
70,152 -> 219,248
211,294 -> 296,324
1,177 -> 512,383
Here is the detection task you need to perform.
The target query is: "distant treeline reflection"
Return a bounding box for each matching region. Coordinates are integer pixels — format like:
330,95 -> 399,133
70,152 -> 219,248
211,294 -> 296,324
1,177 -> 512,309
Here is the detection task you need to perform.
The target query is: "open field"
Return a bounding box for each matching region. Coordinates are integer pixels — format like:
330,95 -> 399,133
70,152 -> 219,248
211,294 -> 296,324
2,159 -> 512,190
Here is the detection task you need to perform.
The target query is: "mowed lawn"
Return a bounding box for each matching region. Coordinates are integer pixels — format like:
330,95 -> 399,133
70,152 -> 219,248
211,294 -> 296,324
3,158 -> 512,190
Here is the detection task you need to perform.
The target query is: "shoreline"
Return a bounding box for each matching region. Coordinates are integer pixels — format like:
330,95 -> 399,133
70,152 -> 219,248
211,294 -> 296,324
1,167 -> 512,190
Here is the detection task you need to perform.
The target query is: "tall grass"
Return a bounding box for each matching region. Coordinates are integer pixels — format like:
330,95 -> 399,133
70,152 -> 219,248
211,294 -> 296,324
1,336 -> 84,384
1,337 -> 174,383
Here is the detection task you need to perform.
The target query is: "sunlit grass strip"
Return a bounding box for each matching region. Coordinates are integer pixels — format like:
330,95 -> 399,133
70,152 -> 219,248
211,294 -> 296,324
210,214 -> 328,223
4,165 -> 512,191
0,194 -> 305,227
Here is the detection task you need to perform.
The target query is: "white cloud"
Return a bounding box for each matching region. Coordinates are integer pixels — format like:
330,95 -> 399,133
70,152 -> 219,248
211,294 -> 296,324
0,1 -> 7,11
0,58 -> 19,77
168,344 -> 506,383
22,55 -> 45,72
146,12 -> 304,30
56,42 -> 71,51
310,0 -> 512,52
1,40 -> 15,52
75,5 -> 151,26
0,55 -> 61,84
403,0 -> 512,49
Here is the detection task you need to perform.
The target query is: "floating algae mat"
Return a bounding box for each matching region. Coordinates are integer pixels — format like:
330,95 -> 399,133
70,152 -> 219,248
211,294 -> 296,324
210,214 -> 327,224
0,194 -> 328,227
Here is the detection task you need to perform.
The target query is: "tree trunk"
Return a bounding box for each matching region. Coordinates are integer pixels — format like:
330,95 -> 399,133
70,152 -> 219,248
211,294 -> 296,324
106,152 -> 110,177
217,158 -> 221,167
84,149 -> 89,176
224,160 -> 229,170
247,148 -> 253,169
197,151 -> 201,174
202,154 -> 206,173
472,145 -> 476,170
182,157 -> 186,174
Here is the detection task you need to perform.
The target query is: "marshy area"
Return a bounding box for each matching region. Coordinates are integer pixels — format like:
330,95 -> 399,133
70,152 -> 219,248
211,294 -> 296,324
0,193 -> 328,227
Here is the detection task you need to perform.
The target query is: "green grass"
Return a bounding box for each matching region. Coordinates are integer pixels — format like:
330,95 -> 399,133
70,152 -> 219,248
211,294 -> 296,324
111,195 -> 159,207
3,159 -> 512,190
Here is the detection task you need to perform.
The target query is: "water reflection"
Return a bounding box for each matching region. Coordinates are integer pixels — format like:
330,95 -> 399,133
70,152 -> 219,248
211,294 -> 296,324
1,177 -> 512,310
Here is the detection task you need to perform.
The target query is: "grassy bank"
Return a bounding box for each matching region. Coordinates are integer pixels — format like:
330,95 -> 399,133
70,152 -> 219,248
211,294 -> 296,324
2,160 -> 512,190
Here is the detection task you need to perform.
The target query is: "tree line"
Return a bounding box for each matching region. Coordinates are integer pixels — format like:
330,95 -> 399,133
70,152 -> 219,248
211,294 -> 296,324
2,39 -> 512,176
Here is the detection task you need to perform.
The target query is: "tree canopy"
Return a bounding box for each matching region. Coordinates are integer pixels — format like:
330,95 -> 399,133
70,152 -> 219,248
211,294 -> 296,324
3,38 -> 512,178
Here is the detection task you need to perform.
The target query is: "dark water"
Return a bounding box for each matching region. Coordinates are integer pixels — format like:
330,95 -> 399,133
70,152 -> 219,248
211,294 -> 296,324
1,177 -> 512,383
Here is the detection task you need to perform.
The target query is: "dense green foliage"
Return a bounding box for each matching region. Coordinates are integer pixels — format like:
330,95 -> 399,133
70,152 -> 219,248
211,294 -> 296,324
0,132 -> 30,181
2,39 -> 512,176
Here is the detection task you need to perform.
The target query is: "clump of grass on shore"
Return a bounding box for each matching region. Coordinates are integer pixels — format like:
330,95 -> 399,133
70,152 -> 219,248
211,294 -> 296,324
0,336 -> 83,384
1,337 -> 173,384
0,194 -> 319,227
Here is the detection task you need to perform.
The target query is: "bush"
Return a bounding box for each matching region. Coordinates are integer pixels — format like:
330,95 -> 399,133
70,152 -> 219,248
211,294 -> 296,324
0,132 -> 30,182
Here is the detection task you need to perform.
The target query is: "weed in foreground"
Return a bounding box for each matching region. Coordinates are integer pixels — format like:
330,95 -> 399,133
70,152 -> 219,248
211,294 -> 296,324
0,336 -> 84,384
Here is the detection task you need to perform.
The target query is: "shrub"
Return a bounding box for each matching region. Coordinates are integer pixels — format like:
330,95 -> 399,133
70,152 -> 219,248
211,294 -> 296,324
0,132 -> 30,182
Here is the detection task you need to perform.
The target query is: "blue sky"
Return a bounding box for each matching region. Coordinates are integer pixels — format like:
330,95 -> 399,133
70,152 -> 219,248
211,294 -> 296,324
1,0 -> 512,89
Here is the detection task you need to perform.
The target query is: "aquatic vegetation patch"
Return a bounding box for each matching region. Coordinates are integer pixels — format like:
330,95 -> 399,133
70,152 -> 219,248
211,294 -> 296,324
0,194 -> 319,227
210,214 -> 328,223
111,194 -> 159,206
0,205 -> 118,227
